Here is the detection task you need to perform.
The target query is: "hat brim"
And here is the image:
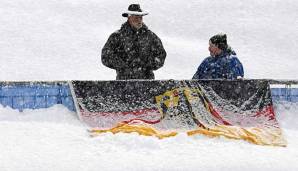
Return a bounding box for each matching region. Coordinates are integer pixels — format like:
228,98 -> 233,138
122,11 -> 149,17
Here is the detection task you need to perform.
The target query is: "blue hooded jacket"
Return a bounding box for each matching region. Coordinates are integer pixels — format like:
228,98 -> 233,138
192,50 -> 244,80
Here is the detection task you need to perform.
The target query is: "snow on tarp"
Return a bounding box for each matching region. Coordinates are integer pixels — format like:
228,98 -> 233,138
71,80 -> 286,146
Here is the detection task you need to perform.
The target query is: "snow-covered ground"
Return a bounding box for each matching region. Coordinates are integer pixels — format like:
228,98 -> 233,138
0,0 -> 298,170
0,104 -> 298,171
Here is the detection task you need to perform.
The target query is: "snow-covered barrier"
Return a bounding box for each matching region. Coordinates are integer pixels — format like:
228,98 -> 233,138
1,80 -> 297,146
0,82 -> 75,111
71,80 -> 287,146
271,88 -> 298,103
270,80 -> 298,103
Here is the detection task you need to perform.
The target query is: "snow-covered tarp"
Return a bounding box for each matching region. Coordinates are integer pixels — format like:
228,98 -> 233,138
72,80 -> 286,146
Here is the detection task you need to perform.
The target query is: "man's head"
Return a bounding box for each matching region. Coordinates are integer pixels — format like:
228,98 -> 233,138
209,34 -> 228,56
122,4 -> 149,30
128,15 -> 143,30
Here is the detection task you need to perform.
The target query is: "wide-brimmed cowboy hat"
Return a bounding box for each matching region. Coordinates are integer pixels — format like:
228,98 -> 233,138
122,4 -> 149,17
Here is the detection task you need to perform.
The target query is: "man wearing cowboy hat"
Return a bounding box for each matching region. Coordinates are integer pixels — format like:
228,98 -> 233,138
102,4 -> 166,80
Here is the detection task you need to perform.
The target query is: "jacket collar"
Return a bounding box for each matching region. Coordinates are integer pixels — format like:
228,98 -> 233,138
214,50 -> 228,58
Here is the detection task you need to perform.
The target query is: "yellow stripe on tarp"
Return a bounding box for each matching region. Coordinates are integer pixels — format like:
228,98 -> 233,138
90,124 -> 286,147
90,123 -> 178,139
89,123 -> 286,147
187,125 -> 287,147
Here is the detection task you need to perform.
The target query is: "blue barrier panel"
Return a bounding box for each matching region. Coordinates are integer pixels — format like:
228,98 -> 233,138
0,82 -> 75,112
271,88 -> 298,103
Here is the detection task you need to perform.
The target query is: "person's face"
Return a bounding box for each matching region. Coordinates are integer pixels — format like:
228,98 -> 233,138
208,41 -> 222,57
128,15 -> 143,30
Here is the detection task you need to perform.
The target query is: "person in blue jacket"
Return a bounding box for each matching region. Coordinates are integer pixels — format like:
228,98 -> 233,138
192,34 -> 244,80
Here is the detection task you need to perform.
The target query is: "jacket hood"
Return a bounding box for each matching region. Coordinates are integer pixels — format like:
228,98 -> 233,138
226,46 -> 237,55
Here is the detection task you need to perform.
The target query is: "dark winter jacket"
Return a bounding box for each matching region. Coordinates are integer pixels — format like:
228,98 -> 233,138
101,22 -> 166,80
192,49 -> 244,80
